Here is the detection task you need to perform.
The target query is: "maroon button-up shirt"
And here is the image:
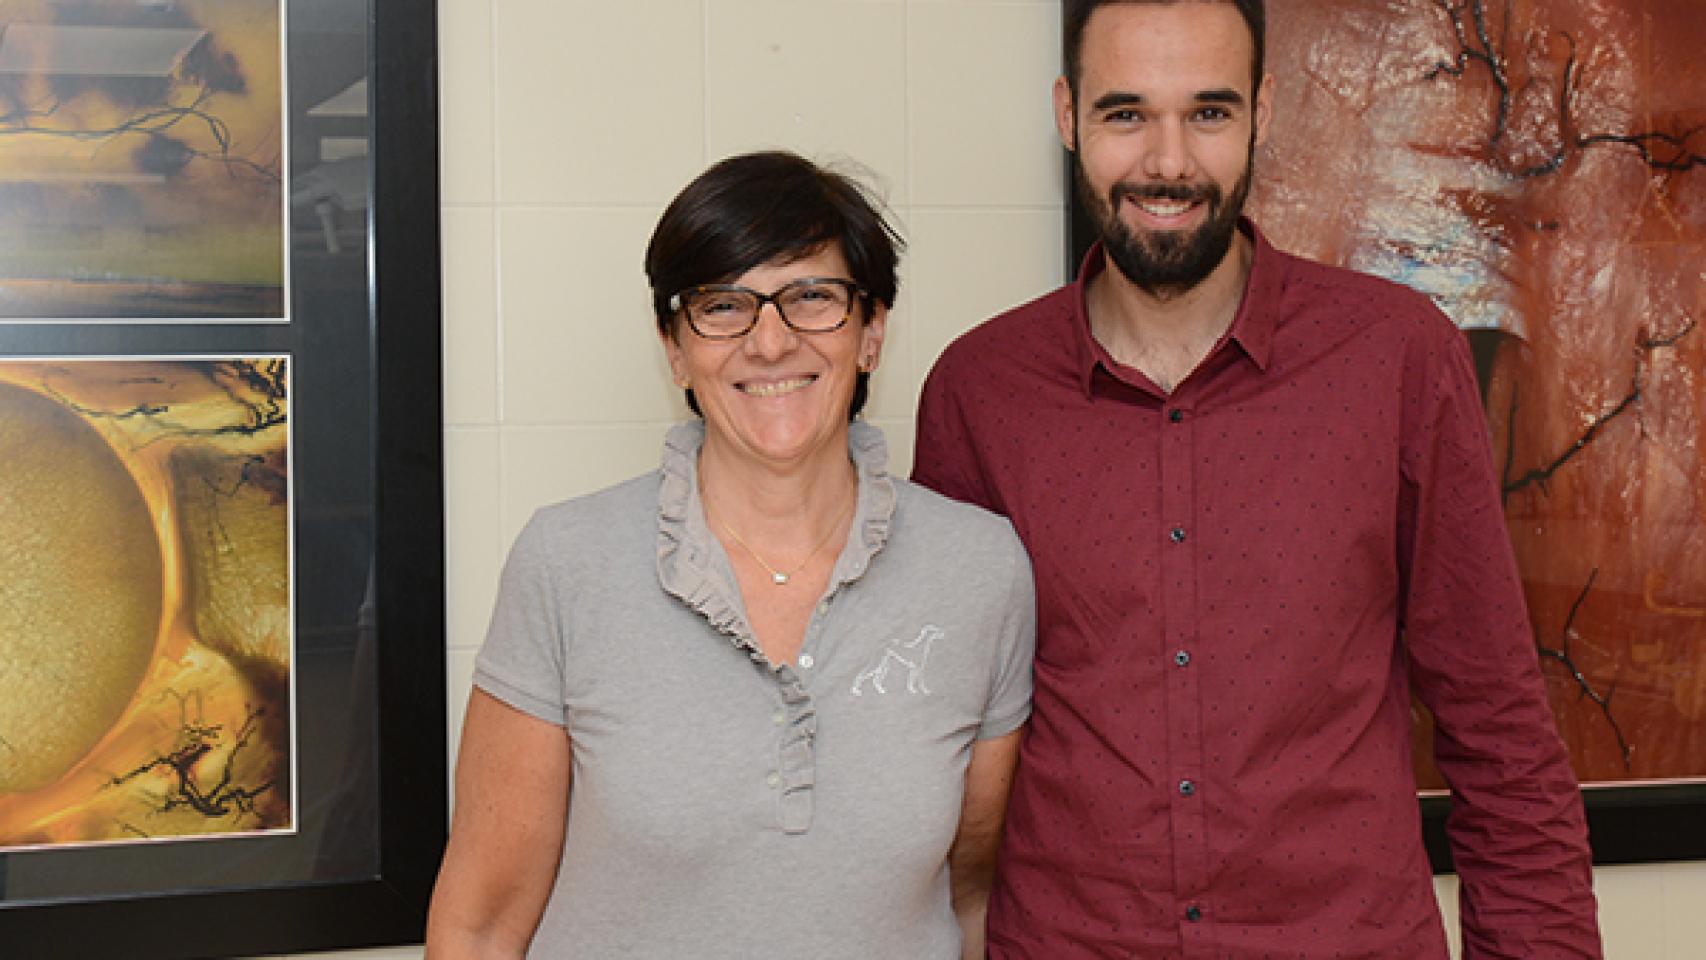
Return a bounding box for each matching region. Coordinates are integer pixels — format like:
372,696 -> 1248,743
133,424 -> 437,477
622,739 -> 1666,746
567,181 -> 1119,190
913,222 -> 1599,959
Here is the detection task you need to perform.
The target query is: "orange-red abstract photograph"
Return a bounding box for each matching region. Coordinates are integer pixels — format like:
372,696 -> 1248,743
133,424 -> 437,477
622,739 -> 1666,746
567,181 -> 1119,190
1247,0 -> 1705,787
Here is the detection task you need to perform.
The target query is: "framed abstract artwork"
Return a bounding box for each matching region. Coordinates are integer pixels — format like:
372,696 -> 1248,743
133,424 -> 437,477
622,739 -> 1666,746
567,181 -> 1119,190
1065,0 -> 1706,867
0,0 -> 445,954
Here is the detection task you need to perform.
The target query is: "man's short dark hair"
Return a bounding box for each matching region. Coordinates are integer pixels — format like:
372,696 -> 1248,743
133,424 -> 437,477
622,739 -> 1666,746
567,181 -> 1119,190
645,150 -> 903,419
1063,0 -> 1266,101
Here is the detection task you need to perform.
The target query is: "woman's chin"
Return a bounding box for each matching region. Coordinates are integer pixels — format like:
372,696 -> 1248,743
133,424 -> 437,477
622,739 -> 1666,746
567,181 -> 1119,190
711,417 -> 843,470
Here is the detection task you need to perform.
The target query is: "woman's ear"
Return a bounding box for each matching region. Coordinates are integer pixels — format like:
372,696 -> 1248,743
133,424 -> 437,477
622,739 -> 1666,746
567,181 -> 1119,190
659,327 -> 689,388
858,304 -> 888,373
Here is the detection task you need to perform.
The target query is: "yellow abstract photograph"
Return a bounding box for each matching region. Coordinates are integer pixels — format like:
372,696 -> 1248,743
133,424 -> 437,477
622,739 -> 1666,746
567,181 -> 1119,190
0,0 -> 284,319
0,357 -> 292,849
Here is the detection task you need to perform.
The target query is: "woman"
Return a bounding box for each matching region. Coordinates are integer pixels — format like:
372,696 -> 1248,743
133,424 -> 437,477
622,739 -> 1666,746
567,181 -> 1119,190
425,151 -> 1035,959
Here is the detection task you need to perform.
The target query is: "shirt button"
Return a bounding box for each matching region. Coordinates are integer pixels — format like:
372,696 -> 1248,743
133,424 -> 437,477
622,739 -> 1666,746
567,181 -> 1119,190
1185,905 -> 1202,922
771,710 -> 787,726
817,601 -> 830,615
797,654 -> 815,669
1174,650 -> 1191,667
1169,527 -> 1187,544
766,772 -> 780,788
1168,409 -> 1184,423
1179,779 -> 1196,797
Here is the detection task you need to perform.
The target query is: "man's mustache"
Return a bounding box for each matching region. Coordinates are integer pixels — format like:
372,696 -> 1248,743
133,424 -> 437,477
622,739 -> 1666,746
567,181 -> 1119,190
1110,182 -> 1220,206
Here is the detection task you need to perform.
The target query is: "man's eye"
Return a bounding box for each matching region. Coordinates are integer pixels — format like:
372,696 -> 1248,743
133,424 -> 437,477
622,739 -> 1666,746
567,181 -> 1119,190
1194,107 -> 1232,122
794,286 -> 837,303
1105,109 -> 1141,124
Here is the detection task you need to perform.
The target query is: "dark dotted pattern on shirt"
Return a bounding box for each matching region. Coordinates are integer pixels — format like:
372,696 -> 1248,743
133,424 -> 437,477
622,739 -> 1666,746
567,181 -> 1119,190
915,252 -> 1588,956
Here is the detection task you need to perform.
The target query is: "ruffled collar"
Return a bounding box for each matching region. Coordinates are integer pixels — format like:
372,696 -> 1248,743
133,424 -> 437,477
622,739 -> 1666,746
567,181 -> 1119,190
655,420 -> 897,667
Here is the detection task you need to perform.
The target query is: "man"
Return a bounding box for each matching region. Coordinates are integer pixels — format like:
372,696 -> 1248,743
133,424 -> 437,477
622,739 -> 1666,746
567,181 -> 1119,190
911,1 -> 1602,957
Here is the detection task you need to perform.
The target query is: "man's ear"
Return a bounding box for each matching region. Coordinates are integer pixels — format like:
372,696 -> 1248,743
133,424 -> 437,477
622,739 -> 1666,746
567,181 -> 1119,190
1053,75 -> 1077,152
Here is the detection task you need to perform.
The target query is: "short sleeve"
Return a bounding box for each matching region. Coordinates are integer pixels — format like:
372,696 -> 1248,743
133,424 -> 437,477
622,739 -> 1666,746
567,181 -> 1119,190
977,529 -> 1036,739
473,512 -> 569,727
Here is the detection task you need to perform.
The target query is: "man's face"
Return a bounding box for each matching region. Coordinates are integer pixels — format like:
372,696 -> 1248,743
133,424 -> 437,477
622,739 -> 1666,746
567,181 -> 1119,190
1056,2 -> 1271,298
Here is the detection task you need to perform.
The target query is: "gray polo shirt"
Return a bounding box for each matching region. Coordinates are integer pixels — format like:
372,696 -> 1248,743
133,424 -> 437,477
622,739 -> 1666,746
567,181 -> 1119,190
474,421 -> 1034,959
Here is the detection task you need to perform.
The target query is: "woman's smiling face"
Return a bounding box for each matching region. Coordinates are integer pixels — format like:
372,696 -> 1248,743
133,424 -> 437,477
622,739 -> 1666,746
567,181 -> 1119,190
661,242 -> 885,471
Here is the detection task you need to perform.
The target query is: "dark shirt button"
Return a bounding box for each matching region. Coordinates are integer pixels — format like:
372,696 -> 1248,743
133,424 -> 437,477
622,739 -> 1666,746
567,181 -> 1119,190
1185,905 -> 1202,922
1168,409 -> 1184,423
1174,650 -> 1191,667
1179,779 -> 1196,797
1169,527 -> 1187,543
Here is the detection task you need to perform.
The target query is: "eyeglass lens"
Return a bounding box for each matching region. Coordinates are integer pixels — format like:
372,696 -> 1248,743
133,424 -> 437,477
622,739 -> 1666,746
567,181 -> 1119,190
685,279 -> 854,337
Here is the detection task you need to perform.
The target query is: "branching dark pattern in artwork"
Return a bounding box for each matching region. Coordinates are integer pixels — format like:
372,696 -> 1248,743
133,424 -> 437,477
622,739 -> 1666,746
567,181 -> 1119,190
1426,0 -> 1517,143
1501,318 -> 1697,503
0,18 -> 279,184
110,690 -> 274,829
1536,569 -> 1632,769
1426,0 -> 1706,178
41,358 -> 287,442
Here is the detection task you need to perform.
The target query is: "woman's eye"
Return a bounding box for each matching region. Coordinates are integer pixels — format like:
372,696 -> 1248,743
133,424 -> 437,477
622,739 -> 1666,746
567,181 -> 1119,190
699,296 -> 746,315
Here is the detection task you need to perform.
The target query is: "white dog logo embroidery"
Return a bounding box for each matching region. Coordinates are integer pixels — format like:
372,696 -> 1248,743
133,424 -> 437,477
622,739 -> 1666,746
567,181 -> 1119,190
851,625 -> 944,696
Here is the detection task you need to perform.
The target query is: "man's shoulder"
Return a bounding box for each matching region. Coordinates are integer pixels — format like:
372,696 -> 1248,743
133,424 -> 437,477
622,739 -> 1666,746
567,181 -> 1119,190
1275,249 -> 1451,334
1283,253 -> 1428,299
926,282 -> 1079,396
938,283 -> 1076,365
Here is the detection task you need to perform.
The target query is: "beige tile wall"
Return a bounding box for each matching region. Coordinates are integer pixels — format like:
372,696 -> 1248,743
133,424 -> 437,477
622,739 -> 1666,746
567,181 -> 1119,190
280,0 -> 1706,956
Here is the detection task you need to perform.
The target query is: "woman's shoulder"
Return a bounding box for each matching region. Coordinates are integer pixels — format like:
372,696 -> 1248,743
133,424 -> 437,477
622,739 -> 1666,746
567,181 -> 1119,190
889,476 -> 1023,554
520,470 -> 663,553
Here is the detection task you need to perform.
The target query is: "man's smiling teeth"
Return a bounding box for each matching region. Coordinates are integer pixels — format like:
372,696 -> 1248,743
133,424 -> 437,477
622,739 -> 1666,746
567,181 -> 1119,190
1136,198 -> 1194,217
739,375 -> 816,398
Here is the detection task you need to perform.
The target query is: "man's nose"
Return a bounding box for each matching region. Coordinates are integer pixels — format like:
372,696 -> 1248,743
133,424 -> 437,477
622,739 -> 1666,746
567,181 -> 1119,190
1143,120 -> 1194,180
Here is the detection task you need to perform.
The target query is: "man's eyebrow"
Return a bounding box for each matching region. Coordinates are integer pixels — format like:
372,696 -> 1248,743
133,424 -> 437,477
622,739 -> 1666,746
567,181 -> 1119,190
1196,88 -> 1246,106
1089,89 -> 1247,111
1090,92 -> 1143,111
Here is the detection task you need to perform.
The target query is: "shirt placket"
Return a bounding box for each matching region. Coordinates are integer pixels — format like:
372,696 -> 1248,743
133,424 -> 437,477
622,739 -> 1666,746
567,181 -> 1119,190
770,592 -> 838,835
1159,397 -> 1211,950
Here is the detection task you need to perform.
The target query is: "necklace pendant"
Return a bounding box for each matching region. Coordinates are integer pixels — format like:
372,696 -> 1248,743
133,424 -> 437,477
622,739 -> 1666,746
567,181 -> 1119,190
772,572 -> 789,585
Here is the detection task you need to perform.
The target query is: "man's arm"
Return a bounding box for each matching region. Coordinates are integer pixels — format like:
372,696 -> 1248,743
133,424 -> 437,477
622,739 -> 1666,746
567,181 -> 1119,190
425,689 -> 571,959
913,348 -> 999,512
1397,313 -> 1601,959
949,728 -> 1023,960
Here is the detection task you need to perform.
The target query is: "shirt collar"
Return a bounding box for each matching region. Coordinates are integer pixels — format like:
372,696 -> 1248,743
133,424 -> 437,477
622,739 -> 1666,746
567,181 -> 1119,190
1070,217 -> 1284,397
654,420 -> 897,667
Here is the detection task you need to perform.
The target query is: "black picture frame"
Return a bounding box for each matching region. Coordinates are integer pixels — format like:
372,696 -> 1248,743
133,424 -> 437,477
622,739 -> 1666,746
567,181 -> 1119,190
0,0 -> 445,954
1060,32 -> 1706,876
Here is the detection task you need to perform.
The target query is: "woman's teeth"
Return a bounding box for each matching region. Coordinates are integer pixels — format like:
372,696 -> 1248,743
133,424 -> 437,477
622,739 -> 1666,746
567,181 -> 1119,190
739,376 -> 815,398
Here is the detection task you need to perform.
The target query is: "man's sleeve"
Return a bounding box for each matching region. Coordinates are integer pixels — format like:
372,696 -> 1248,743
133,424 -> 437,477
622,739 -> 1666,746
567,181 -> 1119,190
1396,307 -> 1602,959
912,344 -> 1001,513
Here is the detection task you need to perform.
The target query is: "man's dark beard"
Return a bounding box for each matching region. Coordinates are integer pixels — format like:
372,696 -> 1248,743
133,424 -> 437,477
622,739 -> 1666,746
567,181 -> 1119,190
1076,151 -> 1253,300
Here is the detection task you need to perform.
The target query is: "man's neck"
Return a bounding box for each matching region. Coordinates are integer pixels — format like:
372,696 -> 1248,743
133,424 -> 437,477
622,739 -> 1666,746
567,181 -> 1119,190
1086,233 -> 1254,394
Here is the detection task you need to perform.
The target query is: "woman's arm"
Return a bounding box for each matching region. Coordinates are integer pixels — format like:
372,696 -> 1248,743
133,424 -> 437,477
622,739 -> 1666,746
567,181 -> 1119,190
948,727 -> 1023,960
425,689 -> 573,959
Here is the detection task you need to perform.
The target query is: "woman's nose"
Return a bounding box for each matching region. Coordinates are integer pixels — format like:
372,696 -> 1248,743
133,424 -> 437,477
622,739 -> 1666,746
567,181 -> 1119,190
744,302 -> 796,358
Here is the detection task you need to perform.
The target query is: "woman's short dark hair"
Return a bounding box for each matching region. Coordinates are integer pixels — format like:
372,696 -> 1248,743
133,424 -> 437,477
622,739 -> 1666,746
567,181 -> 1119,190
645,150 -> 903,419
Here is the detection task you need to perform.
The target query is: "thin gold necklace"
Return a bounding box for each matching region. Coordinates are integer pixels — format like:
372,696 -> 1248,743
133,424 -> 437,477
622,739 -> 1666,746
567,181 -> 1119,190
711,490 -> 855,586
